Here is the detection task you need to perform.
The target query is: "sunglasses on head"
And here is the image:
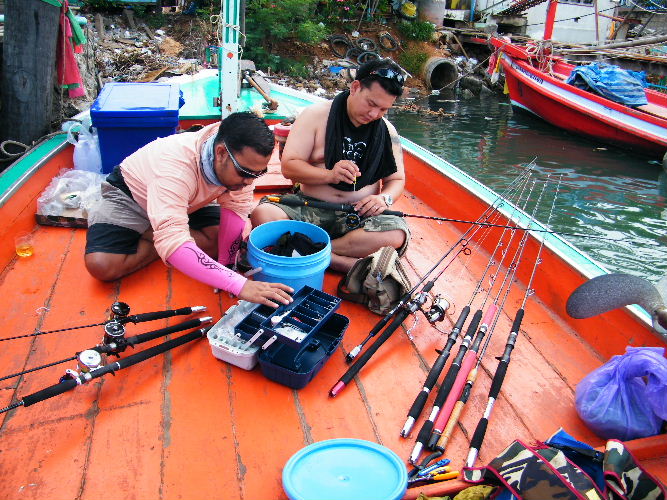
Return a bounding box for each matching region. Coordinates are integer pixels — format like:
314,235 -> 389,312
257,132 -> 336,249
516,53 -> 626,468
369,68 -> 405,85
223,139 -> 268,179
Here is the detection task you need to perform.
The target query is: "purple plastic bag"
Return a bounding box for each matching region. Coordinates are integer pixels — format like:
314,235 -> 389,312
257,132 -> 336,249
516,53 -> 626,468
575,346 -> 667,441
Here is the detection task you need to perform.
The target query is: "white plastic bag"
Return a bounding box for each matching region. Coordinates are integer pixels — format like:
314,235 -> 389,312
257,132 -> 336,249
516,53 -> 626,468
66,117 -> 103,174
36,169 -> 105,226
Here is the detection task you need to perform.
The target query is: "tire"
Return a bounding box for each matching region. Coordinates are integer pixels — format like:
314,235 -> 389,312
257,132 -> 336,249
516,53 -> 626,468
357,51 -> 380,64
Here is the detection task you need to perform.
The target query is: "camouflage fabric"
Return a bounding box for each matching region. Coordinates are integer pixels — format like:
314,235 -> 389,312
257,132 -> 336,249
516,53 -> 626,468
463,439 -> 666,500
259,192 -> 411,255
604,440 -> 666,500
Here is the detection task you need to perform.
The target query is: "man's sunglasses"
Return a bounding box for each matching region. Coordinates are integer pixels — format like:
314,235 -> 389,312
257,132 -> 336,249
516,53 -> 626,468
223,140 -> 268,179
369,68 -> 405,85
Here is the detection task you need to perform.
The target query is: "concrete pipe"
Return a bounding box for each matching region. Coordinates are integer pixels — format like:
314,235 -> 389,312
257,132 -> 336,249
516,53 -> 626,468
422,57 -> 458,90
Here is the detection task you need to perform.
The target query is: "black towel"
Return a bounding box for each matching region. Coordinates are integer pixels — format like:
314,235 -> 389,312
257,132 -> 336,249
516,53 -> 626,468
324,90 -> 397,191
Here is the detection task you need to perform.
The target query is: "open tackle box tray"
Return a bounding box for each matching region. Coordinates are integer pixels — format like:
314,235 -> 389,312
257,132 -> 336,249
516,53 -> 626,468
233,286 -> 341,351
207,286 -> 347,388
259,313 -> 349,389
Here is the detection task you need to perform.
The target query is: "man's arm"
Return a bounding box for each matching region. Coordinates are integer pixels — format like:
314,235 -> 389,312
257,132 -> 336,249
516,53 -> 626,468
281,103 -> 359,186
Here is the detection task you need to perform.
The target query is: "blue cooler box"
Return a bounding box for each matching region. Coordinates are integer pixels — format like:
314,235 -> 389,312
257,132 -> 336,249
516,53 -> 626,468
90,82 -> 183,173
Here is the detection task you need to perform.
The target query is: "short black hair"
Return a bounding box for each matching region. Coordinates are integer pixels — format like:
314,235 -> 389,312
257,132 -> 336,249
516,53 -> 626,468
215,112 -> 274,156
355,59 -> 404,97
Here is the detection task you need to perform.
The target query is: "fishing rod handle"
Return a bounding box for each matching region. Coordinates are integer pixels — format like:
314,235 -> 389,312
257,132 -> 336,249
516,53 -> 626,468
22,378 -> 79,407
431,309 -> 482,408
431,350 -> 477,438
125,317 -> 213,347
104,328 -> 209,374
123,306 -> 207,324
270,196 -> 354,213
435,368 -> 478,451
401,306 -> 471,436
342,309 -> 409,383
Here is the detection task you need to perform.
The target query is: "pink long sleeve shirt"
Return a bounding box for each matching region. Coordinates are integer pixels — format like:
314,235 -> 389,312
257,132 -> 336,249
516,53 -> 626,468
119,123 -> 254,262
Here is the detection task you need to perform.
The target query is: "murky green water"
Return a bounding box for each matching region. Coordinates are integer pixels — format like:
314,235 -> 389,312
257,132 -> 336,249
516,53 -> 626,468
388,90 -> 667,281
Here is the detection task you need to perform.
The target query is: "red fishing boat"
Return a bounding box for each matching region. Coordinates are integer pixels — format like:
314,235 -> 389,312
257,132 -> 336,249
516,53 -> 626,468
488,1 -> 667,163
0,68 -> 665,499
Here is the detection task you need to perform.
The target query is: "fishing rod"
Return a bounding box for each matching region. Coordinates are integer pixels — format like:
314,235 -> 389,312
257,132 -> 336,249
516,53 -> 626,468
432,186 -> 550,456
399,188 -> 529,438
329,170 -> 537,397
344,167 -> 536,364
425,179 -> 551,453
264,196 -> 619,242
0,327 -> 211,414
0,302 -> 208,342
407,178 -> 538,463
0,316 -> 213,383
465,177 -> 562,468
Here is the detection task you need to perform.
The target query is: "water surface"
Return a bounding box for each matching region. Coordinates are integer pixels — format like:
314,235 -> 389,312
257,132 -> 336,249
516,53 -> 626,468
389,90 -> 667,281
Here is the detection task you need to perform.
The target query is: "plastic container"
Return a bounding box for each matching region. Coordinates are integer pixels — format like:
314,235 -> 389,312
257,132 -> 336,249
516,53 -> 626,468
90,82 -> 184,173
207,301 -> 261,370
234,286 -> 341,351
283,438 -> 407,500
259,313 -> 348,389
274,122 -> 292,159
247,220 -> 331,291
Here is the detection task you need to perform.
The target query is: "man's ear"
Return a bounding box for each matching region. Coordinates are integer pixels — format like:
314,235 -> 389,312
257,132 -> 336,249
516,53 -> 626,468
214,143 -> 226,159
350,80 -> 361,95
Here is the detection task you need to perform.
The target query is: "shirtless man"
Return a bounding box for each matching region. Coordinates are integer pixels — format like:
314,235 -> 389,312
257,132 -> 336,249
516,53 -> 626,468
84,112 -> 292,307
251,59 -> 410,272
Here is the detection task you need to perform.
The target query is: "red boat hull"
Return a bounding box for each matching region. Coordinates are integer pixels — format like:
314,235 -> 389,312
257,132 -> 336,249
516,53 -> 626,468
495,44 -> 667,160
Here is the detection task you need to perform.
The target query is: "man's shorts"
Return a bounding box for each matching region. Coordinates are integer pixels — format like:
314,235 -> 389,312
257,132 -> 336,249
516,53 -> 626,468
85,182 -> 220,255
259,192 -> 411,255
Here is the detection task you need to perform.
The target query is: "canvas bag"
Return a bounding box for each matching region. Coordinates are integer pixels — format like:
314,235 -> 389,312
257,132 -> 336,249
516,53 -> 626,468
337,246 -> 412,315
463,438 -> 666,500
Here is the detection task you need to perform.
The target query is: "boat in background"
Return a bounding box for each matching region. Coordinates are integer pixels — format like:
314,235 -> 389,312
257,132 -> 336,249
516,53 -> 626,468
489,36 -> 667,163
0,66 -> 665,499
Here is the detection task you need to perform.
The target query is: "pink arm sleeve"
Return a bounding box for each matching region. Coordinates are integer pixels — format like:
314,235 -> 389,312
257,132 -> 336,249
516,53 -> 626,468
167,241 -> 247,296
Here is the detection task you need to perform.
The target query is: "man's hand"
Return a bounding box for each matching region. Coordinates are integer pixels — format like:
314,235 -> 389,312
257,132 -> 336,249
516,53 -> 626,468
238,280 -> 294,307
354,194 -> 387,217
328,160 -> 361,185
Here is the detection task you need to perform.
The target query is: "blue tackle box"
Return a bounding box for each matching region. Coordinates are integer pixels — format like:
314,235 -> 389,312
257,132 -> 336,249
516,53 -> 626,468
90,82 -> 184,173
234,286 -> 341,351
259,313 -> 349,389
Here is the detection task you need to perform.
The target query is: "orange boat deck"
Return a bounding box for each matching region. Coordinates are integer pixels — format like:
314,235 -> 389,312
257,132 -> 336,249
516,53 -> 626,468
0,147 -> 665,500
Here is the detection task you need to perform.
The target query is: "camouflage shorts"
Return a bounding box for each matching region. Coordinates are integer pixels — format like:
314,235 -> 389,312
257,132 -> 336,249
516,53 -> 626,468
260,192 -> 411,255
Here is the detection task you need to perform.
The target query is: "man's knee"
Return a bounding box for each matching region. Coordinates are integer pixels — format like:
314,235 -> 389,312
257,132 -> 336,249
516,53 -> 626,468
250,203 -> 289,227
85,253 -> 124,282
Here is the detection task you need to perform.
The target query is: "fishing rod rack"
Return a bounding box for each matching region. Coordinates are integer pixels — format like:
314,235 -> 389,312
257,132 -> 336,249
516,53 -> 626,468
0,302 -> 212,414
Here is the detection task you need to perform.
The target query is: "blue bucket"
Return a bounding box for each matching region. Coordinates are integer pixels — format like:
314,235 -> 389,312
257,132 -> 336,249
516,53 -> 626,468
247,220 -> 331,291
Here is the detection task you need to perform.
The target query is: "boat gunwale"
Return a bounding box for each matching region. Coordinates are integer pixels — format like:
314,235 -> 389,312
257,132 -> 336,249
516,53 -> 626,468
399,136 -> 656,334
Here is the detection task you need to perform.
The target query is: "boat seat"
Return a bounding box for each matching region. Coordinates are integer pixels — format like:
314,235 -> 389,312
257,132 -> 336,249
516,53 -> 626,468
636,103 -> 667,120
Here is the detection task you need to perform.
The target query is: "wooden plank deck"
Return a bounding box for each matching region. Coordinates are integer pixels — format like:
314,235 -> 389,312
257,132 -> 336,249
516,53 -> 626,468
0,153 -> 665,499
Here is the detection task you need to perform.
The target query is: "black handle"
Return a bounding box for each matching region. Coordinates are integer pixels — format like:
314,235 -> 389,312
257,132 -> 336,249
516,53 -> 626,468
469,417 -> 488,451
339,309 -> 410,385
22,378 -> 79,407
125,318 -> 210,347
123,306 -> 200,324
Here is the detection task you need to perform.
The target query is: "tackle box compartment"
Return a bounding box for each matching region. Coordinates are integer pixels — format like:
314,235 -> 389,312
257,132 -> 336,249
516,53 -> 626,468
233,286 -> 341,351
207,301 -> 261,370
258,313 -> 349,389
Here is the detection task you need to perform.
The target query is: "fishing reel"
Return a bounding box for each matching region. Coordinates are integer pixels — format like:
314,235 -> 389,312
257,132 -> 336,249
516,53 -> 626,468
108,301 -> 131,321
102,320 -> 128,355
59,349 -> 104,384
423,295 -> 450,324
344,213 -> 362,230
